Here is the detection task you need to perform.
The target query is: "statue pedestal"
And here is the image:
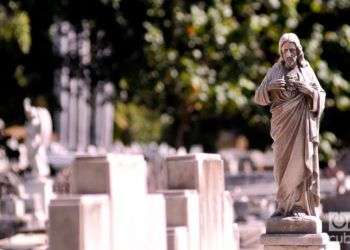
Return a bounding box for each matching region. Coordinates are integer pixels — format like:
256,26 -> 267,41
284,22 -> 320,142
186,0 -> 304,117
261,216 -> 340,250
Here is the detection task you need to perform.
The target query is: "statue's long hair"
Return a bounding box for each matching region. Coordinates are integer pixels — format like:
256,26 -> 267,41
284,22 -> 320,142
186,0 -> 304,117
278,33 -> 308,68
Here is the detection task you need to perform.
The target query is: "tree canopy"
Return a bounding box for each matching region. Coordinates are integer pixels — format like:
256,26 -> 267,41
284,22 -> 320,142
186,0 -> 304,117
0,0 -> 349,161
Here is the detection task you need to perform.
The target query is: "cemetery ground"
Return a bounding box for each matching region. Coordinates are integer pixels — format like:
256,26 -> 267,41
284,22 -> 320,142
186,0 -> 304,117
0,144 -> 350,250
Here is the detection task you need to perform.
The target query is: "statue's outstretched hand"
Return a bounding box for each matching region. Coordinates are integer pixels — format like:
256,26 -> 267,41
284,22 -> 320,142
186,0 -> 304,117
267,79 -> 286,91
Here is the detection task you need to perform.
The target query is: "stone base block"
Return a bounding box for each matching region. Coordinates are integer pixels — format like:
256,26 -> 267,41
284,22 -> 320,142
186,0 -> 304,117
146,194 -> 167,250
261,233 -> 329,246
70,154 -> 148,250
265,242 -> 340,250
266,216 -> 322,234
49,195 -> 110,250
24,177 -> 55,217
261,233 -> 340,250
265,246 -> 330,250
159,190 -> 199,250
167,227 -> 188,250
166,154 -> 225,250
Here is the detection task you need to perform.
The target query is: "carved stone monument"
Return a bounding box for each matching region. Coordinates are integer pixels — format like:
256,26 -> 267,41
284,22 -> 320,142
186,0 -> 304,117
52,21 -> 115,152
94,81 -> 115,151
50,154 -> 170,250
49,195 -> 110,250
254,33 -> 339,249
159,190 -> 200,250
23,98 -> 55,229
23,98 -> 52,177
166,154 -> 230,250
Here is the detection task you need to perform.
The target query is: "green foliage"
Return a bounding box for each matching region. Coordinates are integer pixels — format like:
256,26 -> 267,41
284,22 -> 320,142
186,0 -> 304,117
1,0 -> 350,161
0,2 -> 31,54
139,0 -> 350,151
114,102 -> 172,144
319,131 -> 340,163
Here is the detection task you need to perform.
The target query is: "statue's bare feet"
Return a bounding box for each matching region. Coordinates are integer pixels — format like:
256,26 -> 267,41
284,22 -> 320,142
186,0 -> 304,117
270,210 -> 284,218
291,206 -> 307,217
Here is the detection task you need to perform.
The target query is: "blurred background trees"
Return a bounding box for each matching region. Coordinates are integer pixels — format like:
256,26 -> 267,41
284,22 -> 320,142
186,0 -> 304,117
0,0 -> 349,163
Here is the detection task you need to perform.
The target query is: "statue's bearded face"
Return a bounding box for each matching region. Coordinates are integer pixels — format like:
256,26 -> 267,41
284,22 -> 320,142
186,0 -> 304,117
281,42 -> 298,69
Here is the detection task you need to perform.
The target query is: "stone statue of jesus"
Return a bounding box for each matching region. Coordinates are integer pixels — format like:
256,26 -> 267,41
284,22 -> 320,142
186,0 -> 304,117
254,33 -> 325,217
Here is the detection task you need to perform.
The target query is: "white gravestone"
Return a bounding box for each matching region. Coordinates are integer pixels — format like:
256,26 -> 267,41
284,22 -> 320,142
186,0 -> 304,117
49,194 -> 110,250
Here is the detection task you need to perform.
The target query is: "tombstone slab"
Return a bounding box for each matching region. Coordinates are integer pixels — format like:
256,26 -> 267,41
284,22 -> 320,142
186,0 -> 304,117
70,154 -> 148,250
159,190 -> 199,250
166,154 -> 225,250
146,194 -> 167,250
167,227 -> 189,250
49,195 -> 110,250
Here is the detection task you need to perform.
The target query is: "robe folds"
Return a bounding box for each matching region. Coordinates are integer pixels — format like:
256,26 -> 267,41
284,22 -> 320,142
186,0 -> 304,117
254,62 -> 325,216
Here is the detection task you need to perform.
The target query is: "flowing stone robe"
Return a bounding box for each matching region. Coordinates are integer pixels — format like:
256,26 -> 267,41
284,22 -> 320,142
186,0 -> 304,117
25,107 -> 52,177
254,61 -> 325,216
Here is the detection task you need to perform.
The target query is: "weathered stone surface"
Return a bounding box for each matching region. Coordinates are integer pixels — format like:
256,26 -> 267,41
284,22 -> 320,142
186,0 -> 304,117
107,154 -> 147,250
146,194 -> 167,250
70,154 -> 148,250
166,153 -> 225,250
264,241 -> 340,250
261,233 -> 329,246
70,155 -> 108,194
49,195 -> 110,250
239,219 -> 265,249
232,223 -> 240,250
266,216 -> 322,234
254,33 -> 324,217
24,177 -> 55,226
167,227 -> 189,250
159,190 -> 199,250
223,191 -> 237,250
166,154 -> 222,189
265,246 -> 325,250
24,177 -> 54,213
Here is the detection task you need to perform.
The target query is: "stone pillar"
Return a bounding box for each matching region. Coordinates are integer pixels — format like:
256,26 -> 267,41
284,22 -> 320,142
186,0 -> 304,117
55,67 -> 70,147
77,78 -> 91,152
94,81 -> 115,151
101,82 -> 115,150
70,154 -> 148,250
166,154 -> 225,250
146,194 -> 167,250
160,190 -> 200,250
49,195 -> 110,250
260,216 -> 340,249
93,84 -> 103,148
68,78 -> 78,150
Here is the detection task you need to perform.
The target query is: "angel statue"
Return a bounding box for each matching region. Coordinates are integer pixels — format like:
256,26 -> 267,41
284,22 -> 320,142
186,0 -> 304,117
24,98 -> 52,177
